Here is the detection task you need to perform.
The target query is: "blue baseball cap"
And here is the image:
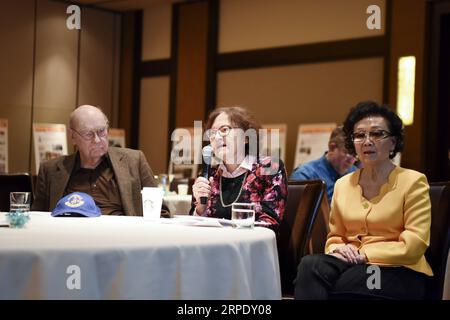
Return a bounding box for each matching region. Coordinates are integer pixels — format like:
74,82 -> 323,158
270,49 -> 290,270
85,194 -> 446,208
52,192 -> 101,217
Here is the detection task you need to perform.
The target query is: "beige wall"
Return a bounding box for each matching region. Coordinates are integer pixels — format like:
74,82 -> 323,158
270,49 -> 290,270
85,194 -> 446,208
139,76 -> 170,175
142,2 -> 172,60
0,1 -> 34,173
217,58 -> 384,173
0,1 -> 121,173
219,0 -> 385,53
78,8 -> 121,124
33,0 -> 79,168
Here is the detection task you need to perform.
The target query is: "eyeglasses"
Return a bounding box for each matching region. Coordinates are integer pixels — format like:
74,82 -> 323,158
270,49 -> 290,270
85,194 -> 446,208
71,126 -> 108,141
207,125 -> 237,139
351,130 -> 391,143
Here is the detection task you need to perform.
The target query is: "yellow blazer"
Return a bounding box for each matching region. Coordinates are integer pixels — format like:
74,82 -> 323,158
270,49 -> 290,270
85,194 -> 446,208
325,166 -> 433,276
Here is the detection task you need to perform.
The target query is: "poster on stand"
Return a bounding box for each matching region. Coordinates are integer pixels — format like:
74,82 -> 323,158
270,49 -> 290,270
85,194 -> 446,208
108,128 -> 126,148
260,123 -> 287,161
169,127 -> 200,179
293,123 -> 336,169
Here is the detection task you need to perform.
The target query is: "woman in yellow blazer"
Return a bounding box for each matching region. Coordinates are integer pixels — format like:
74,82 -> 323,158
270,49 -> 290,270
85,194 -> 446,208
294,101 -> 432,299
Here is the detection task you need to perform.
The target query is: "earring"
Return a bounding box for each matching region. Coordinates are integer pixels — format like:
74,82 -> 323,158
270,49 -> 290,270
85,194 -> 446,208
389,150 -> 395,157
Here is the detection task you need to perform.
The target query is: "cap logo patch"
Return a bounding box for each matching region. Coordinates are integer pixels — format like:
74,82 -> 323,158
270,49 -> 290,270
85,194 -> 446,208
65,194 -> 85,208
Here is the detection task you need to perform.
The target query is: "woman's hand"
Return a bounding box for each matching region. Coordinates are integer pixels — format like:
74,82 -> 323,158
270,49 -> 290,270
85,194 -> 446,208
356,252 -> 368,264
329,251 -> 348,263
330,244 -> 366,264
192,176 -> 213,215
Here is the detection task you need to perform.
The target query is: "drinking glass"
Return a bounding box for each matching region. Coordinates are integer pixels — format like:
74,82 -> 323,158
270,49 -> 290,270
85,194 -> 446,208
7,192 -> 31,228
10,192 -> 31,213
231,203 -> 255,229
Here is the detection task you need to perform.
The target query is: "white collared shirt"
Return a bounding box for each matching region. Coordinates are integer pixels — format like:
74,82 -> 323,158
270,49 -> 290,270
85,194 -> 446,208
194,155 -> 257,216
219,155 -> 257,178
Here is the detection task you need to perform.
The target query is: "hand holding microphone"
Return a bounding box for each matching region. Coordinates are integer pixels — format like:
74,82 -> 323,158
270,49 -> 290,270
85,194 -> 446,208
192,145 -> 213,213
192,176 -> 213,207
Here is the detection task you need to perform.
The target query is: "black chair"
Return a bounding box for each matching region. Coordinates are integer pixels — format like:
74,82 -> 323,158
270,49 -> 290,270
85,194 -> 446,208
425,182 -> 450,299
0,173 -> 34,211
308,192 -> 331,254
277,179 -> 325,296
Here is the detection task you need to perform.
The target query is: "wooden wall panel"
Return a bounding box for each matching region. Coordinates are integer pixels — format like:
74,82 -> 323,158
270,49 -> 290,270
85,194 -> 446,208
142,3 -> 171,60
119,12 -> 136,148
388,0 -> 426,172
139,77 -> 170,175
33,0 -> 79,166
0,1 -> 34,172
78,7 -> 120,124
175,2 -> 209,128
0,1 -> 121,173
219,0 -> 386,53
217,58 -> 384,172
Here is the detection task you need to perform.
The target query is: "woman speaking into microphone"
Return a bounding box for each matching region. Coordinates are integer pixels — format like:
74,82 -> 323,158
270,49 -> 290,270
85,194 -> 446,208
190,106 -> 287,230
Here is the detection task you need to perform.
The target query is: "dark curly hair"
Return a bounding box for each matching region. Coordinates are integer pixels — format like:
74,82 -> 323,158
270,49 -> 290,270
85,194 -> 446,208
342,101 -> 404,159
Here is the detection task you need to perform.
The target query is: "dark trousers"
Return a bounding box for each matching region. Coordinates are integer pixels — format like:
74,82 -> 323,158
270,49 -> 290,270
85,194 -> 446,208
294,254 -> 426,300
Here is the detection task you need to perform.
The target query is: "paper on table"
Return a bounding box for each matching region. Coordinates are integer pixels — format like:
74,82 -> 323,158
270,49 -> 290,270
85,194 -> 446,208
161,215 -> 224,227
161,215 -> 271,227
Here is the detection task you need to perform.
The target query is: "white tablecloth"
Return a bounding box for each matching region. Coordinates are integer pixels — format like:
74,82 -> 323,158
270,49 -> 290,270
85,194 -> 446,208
163,194 -> 192,215
0,212 -> 281,300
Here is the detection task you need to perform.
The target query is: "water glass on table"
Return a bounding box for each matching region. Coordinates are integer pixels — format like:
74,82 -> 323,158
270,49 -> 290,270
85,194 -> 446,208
231,202 -> 255,229
157,174 -> 169,195
7,192 -> 31,228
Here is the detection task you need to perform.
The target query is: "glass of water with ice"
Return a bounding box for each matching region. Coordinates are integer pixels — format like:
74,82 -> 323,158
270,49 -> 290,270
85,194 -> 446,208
7,192 -> 31,228
10,192 -> 31,213
231,202 -> 255,229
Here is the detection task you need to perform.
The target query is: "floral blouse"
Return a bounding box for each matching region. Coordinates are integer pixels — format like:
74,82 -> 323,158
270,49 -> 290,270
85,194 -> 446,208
191,157 -> 287,231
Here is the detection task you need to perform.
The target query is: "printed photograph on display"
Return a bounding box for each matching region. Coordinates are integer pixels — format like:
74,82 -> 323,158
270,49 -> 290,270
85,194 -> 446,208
33,123 -> 68,172
108,128 -> 126,148
293,123 -> 336,169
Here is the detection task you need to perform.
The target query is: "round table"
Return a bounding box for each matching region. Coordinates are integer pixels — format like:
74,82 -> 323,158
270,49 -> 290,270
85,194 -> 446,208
0,212 -> 281,299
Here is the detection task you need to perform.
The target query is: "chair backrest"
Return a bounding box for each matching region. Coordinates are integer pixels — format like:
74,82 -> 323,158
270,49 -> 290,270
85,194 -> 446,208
277,179 -> 325,296
425,182 -> 450,299
308,192 -> 331,254
0,173 -> 34,211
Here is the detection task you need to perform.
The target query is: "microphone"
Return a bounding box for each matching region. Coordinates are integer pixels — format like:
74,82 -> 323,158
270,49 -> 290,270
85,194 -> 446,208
200,145 -> 213,205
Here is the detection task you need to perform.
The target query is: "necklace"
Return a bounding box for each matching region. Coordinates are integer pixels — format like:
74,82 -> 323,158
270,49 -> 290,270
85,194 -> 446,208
219,171 -> 248,207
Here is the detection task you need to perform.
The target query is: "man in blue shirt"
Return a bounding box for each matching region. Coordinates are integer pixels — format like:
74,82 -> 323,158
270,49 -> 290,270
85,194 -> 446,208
290,126 -> 357,203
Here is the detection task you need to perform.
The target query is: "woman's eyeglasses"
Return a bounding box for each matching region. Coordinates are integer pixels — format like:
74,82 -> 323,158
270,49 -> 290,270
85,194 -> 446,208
352,130 -> 391,143
71,126 -> 108,141
207,125 -> 237,139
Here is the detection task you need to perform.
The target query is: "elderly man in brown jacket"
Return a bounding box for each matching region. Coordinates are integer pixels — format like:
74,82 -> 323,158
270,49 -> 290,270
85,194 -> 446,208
32,105 -> 157,216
